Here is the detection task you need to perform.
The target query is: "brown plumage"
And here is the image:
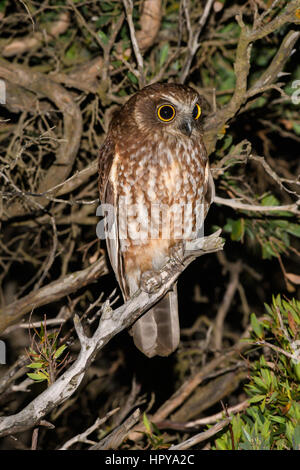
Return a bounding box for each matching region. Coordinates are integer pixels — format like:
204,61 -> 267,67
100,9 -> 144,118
98,82 -> 214,358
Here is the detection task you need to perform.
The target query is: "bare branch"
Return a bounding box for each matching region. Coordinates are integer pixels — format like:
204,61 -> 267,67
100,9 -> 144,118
214,260 -> 242,351
0,231 -> 223,437
123,0 -> 146,88
0,59 -> 83,217
2,12 -> 70,57
169,418 -> 231,450
180,0 -> 215,83
89,409 -> 141,450
60,408 -> 120,450
0,257 -> 108,334
203,2 -> 300,153
214,196 -> 300,215
156,399 -> 249,431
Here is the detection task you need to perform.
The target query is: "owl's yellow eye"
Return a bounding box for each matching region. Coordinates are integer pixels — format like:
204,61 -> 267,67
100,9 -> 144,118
192,103 -> 201,120
157,104 -> 176,122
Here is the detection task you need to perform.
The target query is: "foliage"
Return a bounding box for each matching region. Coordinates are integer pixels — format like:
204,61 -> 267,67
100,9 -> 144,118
213,295 -> 300,450
142,413 -> 170,450
26,318 -> 68,385
224,194 -> 300,260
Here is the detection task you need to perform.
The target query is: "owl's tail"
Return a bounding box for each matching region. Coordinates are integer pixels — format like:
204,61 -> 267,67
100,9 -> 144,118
131,286 -> 180,358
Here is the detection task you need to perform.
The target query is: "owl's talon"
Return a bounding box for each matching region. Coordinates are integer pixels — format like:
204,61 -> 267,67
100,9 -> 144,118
140,270 -> 162,294
170,243 -> 185,269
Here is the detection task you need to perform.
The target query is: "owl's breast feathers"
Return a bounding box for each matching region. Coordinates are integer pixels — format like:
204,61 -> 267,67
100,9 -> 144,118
110,132 -> 208,204
102,132 -> 211,289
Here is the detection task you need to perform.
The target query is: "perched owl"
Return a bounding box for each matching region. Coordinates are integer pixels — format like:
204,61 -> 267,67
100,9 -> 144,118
98,82 -> 214,358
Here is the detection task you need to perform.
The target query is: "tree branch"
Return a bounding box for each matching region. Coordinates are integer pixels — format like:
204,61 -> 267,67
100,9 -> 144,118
203,1 -> 300,153
123,0 -> 146,89
0,257 -> 108,334
169,418 -> 231,450
214,196 -> 300,215
0,59 -> 83,217
0,230 -> 223,437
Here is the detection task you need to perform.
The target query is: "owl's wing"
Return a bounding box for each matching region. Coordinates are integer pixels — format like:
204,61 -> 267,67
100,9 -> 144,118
98,137 -> 127,298
98,136 -> 115,202
203,160 -> 215,216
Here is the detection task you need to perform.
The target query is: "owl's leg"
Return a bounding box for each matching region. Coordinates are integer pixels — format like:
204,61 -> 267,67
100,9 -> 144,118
140,270 -> 162,294
169,241 -> 185,267
140,242 -> 185,294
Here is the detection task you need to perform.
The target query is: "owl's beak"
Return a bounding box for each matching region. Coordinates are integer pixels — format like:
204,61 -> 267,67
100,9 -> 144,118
179,118 -> 193,137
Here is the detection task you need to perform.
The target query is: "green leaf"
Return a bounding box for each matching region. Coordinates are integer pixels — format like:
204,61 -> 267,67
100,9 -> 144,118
294,362 -> 300,382
101,2 -> 115,12
292,122 -> 300,136
286,223 -> 300,238
127,71 -> 138,84
97,30 -> 109,44
254,47 -> 277,67
262,242 -> 277,260
292,425 -> 300,450
222,134 -> 233,151
27,371 -> 48,382
261,194 -> 279,206
231,218 -> 245,241
248,395 -> 266,403
27,362 -> 44,369
269,415 -> 286,424
250,313 -> 263,339
253,376 -> 268,391
143,413 -> 152,434
216,439 -> 228,450
218,22 -> 240,36
53,344 -> 67,360
223,218 -> 234,233
95,16 -> 112,28
0,0 -> 7,13
66,43 -> 78,60
159,43 -> 169,68
151,421 -> 161,436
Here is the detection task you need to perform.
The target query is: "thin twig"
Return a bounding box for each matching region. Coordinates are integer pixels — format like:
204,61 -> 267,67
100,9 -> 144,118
156,399 -> 249,430
123,0 -> 146,89
89,409 -> 141,450
214,196 -> 300,215
180,0 -> 215,83
60,408 -> 120,450
169,418 -> 231,450
214,260 -> 242,351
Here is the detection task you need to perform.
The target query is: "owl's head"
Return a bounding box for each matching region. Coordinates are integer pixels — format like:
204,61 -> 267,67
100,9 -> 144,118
123,83 -> 205,139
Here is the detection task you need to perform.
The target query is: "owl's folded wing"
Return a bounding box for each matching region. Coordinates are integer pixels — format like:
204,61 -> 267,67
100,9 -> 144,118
204,160 -> 215,217
98,137 -> 127,299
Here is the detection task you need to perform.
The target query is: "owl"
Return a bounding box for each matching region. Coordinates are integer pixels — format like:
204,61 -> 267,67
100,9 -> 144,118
98,82 -> 214,358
